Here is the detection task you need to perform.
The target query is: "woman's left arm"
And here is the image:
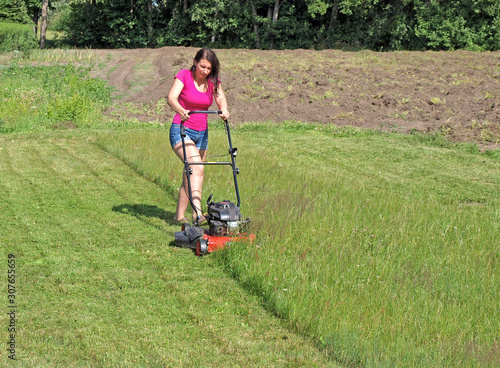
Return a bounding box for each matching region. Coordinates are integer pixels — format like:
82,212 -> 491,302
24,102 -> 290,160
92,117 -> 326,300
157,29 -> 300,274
215,86 -> 230,120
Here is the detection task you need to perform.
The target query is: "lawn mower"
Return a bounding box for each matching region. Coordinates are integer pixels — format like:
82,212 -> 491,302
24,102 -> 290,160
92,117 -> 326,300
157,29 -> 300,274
174,110 -> 254,256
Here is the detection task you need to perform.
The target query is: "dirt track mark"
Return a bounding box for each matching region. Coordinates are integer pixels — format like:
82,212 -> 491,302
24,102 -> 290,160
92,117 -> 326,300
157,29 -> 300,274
109,49 -> 154,103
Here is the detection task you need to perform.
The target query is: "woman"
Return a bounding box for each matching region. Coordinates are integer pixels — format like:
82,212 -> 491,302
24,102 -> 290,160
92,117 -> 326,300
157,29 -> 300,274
167,48 -> 230,224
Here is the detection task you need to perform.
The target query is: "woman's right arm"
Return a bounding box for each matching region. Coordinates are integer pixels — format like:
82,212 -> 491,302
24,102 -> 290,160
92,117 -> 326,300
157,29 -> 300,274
167,78 -> 190,120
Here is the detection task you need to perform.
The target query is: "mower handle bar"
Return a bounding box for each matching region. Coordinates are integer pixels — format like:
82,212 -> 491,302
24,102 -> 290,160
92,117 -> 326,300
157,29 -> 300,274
188,110 -> 222,115
180,110 -> 241,212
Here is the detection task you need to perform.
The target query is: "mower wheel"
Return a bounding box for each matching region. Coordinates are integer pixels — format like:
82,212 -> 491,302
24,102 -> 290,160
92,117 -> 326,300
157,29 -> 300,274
196,238 -> 208,257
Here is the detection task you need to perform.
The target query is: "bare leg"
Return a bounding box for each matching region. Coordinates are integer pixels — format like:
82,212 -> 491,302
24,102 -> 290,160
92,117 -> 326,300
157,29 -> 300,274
172,140 -> 206,221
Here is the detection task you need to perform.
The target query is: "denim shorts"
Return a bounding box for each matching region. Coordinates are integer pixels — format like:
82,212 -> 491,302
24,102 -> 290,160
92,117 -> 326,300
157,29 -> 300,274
169,124 -> 208,150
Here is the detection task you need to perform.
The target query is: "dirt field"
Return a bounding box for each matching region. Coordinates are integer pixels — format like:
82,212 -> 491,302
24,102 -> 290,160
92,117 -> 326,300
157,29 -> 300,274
94,47 -> 499,149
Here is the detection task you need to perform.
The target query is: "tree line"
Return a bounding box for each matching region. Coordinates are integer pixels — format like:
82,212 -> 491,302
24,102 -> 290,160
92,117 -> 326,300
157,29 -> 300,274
1,0 -> 499,51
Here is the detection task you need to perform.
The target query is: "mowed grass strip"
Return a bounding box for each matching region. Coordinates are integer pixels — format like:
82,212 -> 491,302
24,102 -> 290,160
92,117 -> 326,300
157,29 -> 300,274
0,133 -> 335,367
96,123 -> 499,368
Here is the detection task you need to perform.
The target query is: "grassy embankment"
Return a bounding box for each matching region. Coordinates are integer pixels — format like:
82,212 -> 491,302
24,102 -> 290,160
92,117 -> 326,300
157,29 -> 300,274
1,49 -> 499,367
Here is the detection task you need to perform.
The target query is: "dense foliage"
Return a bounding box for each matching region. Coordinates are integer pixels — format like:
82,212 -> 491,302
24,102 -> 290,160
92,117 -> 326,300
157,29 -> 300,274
52,0 -> 499,50
1,0 -> 498,50
0,0 -> 32,24
0,22 -> 38,52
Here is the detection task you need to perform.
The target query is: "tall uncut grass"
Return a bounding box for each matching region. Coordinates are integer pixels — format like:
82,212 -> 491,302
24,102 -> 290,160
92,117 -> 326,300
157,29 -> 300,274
22,48 -> 104,64
97,122 -> 499,367
0,63 -> 111,133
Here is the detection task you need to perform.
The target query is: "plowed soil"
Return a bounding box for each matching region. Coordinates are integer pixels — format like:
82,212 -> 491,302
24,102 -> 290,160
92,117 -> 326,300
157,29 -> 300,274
93,47 -> 499,149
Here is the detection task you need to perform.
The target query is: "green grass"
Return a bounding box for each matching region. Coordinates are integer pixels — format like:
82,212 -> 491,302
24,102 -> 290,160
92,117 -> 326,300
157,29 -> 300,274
96,122 -> 499,367
0,61 -> 159,133
0,132 -> 334,367
0,63 -> 111,133
1,51 -> 499,367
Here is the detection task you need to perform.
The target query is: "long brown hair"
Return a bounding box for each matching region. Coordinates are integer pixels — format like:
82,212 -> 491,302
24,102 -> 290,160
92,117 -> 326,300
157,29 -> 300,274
190,48 -> 220,96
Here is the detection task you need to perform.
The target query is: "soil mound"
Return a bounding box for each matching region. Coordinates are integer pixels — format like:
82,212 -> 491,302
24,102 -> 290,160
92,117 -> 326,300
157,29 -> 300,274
93,47 -> 499,149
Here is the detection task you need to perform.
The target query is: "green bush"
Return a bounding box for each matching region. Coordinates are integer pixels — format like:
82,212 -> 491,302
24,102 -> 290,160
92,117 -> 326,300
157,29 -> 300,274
0,22 -> 38,52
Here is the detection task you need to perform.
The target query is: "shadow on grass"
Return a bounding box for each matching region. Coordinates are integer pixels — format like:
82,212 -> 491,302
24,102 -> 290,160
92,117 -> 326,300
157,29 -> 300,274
113,203 -> 198,255
112,203 -> 178,226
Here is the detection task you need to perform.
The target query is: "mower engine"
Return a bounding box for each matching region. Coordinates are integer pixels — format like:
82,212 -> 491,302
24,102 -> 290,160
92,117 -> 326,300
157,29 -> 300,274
174,197 -> 253,257
207,200 -> 250,236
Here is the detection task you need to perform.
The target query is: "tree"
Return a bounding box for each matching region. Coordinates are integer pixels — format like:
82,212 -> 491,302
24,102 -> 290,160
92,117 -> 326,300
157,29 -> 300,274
250,1 -> 261,48
412,0 -> 500,50
189,0 -> 234,45
39,0 -> 48,48
0,0 -> 31,24
268,0 -> 282,49
58,0 -> 499,50
23,0 -> 42,35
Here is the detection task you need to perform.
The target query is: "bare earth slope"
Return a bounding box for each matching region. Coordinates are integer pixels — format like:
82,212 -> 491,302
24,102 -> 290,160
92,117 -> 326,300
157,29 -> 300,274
93,47 -> 499,149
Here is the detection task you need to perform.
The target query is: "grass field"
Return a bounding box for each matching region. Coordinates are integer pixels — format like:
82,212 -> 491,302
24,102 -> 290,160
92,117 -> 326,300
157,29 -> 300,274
96,123 -> 499,367
0,132 -> 334,367
1,50 -> 499,367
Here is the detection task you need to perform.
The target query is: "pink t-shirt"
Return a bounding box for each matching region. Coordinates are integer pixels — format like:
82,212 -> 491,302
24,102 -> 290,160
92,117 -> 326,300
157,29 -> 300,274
172,69 -> 216,131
